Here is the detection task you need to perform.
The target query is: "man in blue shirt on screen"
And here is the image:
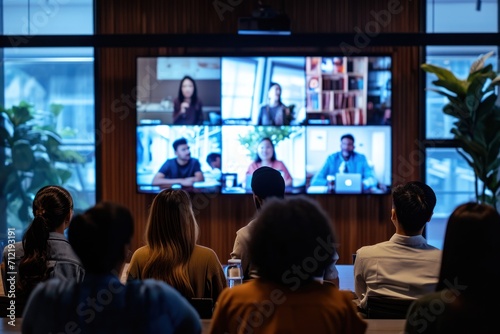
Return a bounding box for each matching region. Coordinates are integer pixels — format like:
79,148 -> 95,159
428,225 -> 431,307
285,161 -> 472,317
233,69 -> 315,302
310,134 -> 380,192
152,137 -> 204,187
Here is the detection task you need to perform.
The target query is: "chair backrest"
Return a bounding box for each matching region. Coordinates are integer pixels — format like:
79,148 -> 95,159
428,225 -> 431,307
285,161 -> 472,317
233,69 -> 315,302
365,296 -> 413,319
189,298 -> 213,319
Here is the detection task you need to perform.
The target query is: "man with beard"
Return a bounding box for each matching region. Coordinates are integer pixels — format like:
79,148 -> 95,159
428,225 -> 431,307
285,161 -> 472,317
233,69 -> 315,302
152,137 -> 204,187
310,133 -> 379,192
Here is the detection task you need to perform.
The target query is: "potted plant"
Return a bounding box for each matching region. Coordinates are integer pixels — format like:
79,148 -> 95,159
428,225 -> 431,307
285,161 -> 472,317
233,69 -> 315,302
0,102 -> 85,233
421,51 -> 500,210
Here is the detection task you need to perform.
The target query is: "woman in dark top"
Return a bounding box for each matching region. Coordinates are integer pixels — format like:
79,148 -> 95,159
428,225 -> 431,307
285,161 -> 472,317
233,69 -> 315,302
257,82 -> 288,125
405,202 -> 500,334
173,75 -> 203,125
2,185 -> 84,300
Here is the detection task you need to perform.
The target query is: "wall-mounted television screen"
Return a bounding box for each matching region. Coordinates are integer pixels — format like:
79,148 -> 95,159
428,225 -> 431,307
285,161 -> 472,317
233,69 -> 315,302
136,55 -> 392,194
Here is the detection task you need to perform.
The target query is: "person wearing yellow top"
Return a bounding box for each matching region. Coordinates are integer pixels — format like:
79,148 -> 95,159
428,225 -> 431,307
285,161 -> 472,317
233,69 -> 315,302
211,196 -> 367,334
128,189 -> 226,302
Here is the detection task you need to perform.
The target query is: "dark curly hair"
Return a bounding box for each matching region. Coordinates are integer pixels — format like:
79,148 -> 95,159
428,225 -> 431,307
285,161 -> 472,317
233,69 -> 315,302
248,196 -> 337,290
69,202 -> 134,274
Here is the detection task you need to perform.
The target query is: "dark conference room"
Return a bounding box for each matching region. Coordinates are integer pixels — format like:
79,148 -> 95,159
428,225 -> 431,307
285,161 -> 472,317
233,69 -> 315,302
0,0 -> 498,333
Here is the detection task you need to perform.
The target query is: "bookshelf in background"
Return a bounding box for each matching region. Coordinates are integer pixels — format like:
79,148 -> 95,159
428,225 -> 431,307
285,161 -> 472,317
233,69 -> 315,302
306,56 -> 368,125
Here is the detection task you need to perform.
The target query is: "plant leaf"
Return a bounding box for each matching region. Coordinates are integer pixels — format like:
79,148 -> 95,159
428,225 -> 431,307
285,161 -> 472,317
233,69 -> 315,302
10,104 -> 33,127
0,124 -> 13,147
12,140 -> 34,171
469,50 -> 495,74
49,103 -> 64,118
421,64 -> 467,96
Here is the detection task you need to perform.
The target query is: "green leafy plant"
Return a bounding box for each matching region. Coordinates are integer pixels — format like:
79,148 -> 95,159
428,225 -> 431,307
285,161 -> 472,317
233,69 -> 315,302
0,102 -> 85,226
421,51 -> 500,209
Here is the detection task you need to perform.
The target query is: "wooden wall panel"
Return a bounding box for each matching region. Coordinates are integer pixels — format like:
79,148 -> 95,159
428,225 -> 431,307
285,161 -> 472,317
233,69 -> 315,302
96,0 -> 422,264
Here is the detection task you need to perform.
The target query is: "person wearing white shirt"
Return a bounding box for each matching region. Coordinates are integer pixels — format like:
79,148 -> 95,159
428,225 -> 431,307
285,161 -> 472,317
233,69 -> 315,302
354,181 -> 441,310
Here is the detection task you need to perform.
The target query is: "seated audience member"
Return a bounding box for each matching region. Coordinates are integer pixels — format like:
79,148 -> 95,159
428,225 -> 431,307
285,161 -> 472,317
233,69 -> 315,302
211,196 -> 366,334
246,138 -> 293,187
405,203 -> 500,334
354,181 -> 441,310
2,185 -> 84,300
22,202 -> 201,334
152,137 -> 204,187
128,189 -> 226,302
231,166 -> 285,280
232,166 -> 339,285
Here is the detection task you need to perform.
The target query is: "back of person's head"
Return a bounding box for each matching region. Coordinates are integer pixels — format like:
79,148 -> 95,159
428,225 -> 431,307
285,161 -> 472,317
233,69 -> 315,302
18,185 -> 73,297
436,202 -> 500,294
392,181 -> 436,233
143,189 -> 197,297
248,196 -> 337,290
68,202 -> 134,274
251,166 -> 285,201
172,137 -> 187,151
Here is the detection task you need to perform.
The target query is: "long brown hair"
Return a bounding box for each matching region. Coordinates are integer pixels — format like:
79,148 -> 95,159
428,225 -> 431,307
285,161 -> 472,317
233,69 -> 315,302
18,185 -> 73,298
142,189 -> 198,298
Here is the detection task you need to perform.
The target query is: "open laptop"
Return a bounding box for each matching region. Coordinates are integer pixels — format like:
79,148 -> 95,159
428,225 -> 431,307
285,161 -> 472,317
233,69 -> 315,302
335,173 -> 362,194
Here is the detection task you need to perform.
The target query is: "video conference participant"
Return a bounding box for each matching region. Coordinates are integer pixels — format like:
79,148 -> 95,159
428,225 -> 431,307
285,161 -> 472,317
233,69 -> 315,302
310,133 -> 380,192
173,75 -> 203,125
152,138 -> 204,187
405,203 -> 500,334
257,82 -> 289,126
233,167 -> 339,286
212,196 -> 366,334
204,152 -> 222,182
22,202 -> 201,334
246,138 -> 293,187
355,182 -> 441,311
231,166 -> 286,280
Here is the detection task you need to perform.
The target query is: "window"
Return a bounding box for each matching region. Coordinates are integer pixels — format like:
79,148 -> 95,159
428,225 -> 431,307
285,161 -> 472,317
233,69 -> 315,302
424,0 -> 498,248
221,58 -> 258,120
1,1 -> 94,244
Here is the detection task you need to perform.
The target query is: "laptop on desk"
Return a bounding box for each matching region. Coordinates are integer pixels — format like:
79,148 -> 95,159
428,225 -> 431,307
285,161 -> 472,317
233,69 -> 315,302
335,173 -> 362,194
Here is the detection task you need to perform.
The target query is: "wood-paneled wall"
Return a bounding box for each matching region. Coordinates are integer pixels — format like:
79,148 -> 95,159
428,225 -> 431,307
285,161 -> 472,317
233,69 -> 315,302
96,0 -> 422,264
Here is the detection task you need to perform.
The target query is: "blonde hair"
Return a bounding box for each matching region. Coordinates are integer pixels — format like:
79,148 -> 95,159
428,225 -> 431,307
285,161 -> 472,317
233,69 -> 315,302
142,189 -> 198,298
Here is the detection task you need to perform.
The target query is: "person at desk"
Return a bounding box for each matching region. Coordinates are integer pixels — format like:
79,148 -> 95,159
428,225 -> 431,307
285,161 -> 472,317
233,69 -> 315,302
204,152 -> 222,182
173,75 -> 203,125
310,133 -> 382,192
22,202 -> 201,334
405,203 -> 500,334
1,185 -> 84,301
212,196 -> 366,334
246,137 -> 292,187
257,82 -> 289,126
232,166 -> 339,285
152,137 -> 204,187
354,181 -> 441,311
128,189 -> 226,303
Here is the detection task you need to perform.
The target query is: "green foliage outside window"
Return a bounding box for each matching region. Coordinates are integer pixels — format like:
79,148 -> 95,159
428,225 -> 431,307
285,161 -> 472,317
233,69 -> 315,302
0,102 -> 84,227
422,51 -> 500,210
